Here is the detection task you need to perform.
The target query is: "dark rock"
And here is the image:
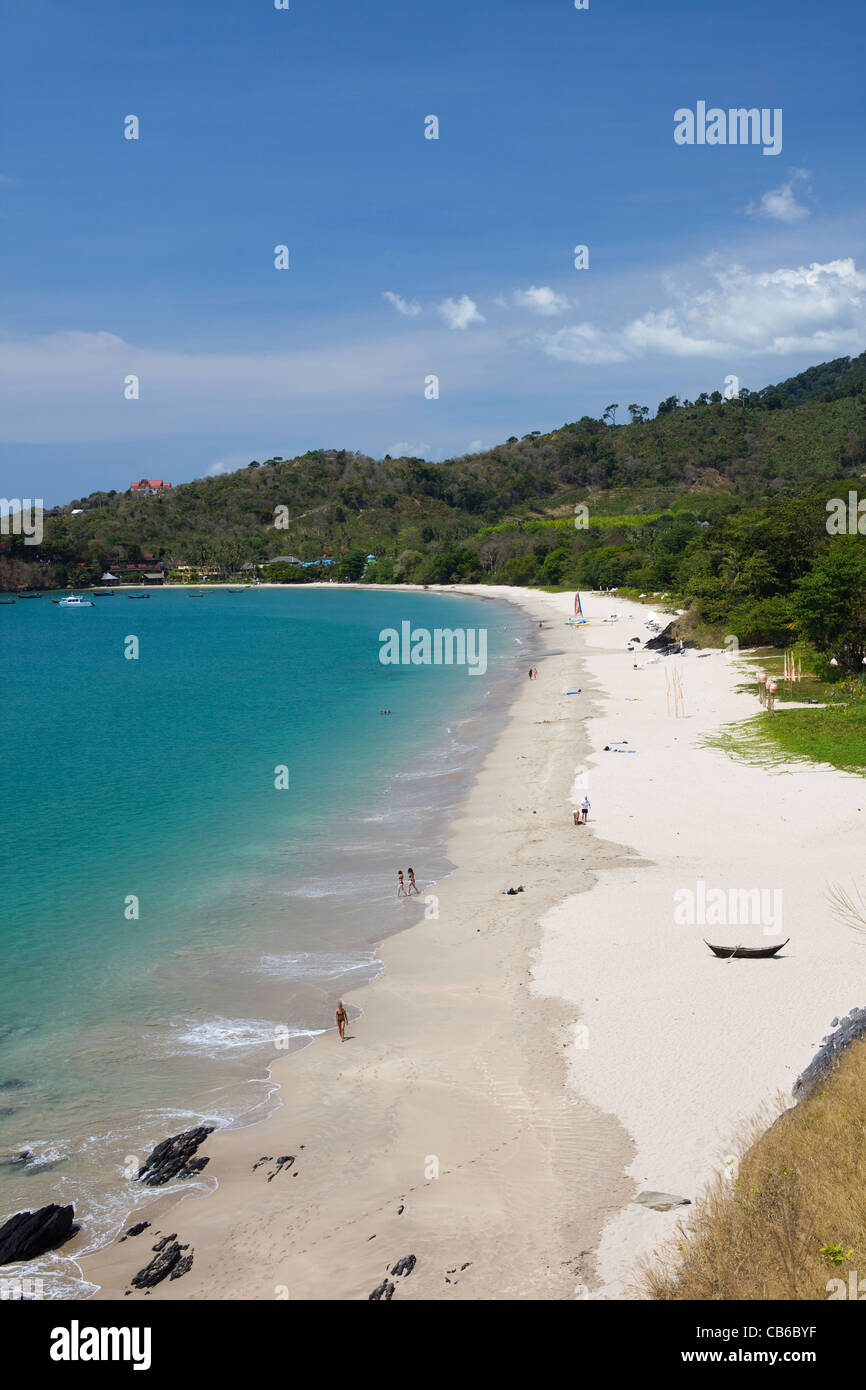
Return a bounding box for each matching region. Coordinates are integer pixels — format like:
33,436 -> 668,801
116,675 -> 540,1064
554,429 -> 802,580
794,1006 -> 866,1101
131,1240 -> 186,1289
0,1079 -> 30,1091
391,1254 -> 416,1277
267,1155 -> 295,1182
0,1150 -> 31,1169
0,1204 -> 78,1265
137,1126 -> 214,1187
369,1280 -> 395,1301
119,1221 -> 150,1242
151,1234 -> 177,1253
170,1253 -> 194,1281
644,622 -> 677,651
460,1262 -> 471,1270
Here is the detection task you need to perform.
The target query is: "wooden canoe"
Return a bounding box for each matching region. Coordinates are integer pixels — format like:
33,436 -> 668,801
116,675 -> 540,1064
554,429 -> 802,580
704,939 -> 789,959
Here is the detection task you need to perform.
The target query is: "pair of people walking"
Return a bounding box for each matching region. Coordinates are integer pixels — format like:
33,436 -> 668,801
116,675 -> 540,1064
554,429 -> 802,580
528,667 -> 538,680
397,868 -> 419,897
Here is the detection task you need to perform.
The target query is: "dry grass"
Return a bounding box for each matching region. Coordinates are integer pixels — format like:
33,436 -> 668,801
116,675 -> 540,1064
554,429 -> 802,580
826,881 -> 866,942
640,1036 -> 866,1300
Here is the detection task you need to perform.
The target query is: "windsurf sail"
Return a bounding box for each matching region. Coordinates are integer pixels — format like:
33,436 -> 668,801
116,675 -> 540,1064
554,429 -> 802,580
574,592 -> 582,617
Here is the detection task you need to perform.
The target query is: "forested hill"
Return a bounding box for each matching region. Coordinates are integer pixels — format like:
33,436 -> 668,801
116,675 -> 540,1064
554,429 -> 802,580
3,352 -> 866,666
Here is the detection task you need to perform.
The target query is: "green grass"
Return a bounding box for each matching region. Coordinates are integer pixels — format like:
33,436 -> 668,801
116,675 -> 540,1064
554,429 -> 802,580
706,704 -> 866,776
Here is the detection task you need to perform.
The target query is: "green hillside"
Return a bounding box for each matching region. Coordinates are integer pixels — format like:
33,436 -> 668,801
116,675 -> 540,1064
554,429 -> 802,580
3,352 -> 866,670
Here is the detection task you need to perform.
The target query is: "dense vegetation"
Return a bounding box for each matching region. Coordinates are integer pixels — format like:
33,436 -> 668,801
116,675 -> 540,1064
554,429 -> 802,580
4,351 -> 866,669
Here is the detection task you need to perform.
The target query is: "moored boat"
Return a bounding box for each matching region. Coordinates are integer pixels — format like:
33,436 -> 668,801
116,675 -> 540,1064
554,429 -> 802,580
57,594 -> 95,608
704,939 -> 789,959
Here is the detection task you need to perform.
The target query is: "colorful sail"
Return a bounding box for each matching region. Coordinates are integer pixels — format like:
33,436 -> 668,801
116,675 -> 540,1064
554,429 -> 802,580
574,592 -> 582,617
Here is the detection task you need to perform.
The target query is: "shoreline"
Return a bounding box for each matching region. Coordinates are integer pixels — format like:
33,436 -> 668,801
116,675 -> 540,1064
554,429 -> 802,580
78,585 -> 636,1300
73,583 -> 866,1300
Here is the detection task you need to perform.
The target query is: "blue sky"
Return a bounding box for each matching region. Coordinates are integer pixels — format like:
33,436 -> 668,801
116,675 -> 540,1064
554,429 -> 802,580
1,0 -> 864,504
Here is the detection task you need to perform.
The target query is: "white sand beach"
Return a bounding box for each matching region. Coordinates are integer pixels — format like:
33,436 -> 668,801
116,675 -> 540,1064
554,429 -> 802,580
77,585 -> 866,1301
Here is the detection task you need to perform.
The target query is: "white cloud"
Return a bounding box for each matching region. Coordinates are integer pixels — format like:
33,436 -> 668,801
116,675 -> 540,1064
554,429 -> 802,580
747,170 -> 811,223
513,285 -> 569,316
383,290 -> 422,317
467,439 -> 483,452
539,258 -> 866,364
388,441 -> 430,458
206,452 -> 253,477
437,295 -> 485,330
541,323 -> 629,365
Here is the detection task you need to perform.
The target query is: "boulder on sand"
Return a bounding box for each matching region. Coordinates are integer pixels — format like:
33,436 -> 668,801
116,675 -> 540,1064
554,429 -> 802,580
137,1126 -> 214,1187
0,1203 -> 78,1265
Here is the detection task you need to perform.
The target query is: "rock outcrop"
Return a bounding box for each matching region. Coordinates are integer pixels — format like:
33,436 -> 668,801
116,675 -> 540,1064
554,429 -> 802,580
794,1007 -> 866,1101
0,1203 -> 78,1265
130,1240 -> 193,1289
137,1126 -> 214,1187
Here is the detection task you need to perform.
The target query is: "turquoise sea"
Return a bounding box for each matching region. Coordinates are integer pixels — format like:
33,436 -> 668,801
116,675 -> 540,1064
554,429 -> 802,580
0,586 -> 531,1293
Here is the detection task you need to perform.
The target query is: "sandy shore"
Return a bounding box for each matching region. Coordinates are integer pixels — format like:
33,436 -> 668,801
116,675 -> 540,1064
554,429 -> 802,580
76,585 -> 866,1301
79,585 -> 634,1301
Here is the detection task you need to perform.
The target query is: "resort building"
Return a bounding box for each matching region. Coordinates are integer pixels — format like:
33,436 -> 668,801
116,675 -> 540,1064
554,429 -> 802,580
130,479 -> 172,497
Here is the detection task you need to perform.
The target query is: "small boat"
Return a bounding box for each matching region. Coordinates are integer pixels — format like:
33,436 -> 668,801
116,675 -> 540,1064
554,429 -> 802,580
17,592 -> 41,599
189,592 -> 206,598
91,589 -> 115,597
0,598 -> 16,605
227,588 -> 246,593
127,593 -> 149,599
704,939 -> 789,959
57,594 -> 95,608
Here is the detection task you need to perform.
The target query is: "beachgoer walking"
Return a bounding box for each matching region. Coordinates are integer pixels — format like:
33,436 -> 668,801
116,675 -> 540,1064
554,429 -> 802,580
407,868 -> 419,895
335,1000 -> 348,1042
581,797 -> 590,823
397,869 -> 406,897
528,668 -> 533,680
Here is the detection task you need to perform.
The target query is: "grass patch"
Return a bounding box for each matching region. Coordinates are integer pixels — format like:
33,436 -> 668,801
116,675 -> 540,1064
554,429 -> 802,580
641,1037 -> 866,1300
706,705 -> 866,776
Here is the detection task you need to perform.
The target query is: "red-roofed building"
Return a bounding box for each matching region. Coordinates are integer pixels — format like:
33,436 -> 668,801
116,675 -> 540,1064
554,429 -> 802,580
130,479 -> 171,496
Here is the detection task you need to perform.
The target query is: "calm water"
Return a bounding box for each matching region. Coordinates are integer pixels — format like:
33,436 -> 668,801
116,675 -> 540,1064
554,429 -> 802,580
0,586 -> 531,1292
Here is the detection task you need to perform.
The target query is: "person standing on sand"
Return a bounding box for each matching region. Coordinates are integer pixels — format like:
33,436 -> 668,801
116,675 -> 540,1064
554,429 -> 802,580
397,869 -> 406,897
335,1000 -> 348,1042
407,868 -> 419,895
581,796 -> 590,823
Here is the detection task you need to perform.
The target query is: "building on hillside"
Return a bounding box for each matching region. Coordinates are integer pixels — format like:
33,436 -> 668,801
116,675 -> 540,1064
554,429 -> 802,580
130,480 -> 171,497
143,572 -> 164,585
99,571 -> 119,584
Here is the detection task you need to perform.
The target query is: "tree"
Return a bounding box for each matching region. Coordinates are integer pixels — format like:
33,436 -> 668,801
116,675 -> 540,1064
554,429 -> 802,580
602,404 -> 619,427
790,539 -> 866,669
337,546 -> 367,582
627,404 -> 649,425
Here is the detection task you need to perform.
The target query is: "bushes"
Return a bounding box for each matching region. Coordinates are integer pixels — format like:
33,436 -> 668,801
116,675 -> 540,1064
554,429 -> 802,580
727,595 -> 794,646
